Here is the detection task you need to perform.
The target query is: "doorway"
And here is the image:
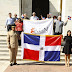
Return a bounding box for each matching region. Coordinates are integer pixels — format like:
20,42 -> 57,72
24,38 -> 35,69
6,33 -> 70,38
32,0 -> 49,18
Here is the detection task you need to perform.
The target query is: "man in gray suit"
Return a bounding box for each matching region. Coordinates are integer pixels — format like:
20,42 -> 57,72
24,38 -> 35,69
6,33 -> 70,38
54,16 -> 68,35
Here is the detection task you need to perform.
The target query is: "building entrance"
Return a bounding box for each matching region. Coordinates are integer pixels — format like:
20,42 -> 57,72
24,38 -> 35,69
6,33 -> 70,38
32,0 -> 49,18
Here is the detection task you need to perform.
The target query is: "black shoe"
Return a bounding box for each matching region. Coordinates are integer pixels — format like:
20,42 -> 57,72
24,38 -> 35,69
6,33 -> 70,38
10,63 -> 13,66
13,63 -> 17,65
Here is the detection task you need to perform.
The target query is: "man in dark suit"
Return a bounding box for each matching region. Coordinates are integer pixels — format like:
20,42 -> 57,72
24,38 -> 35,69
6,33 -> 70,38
24,13 -> 29,20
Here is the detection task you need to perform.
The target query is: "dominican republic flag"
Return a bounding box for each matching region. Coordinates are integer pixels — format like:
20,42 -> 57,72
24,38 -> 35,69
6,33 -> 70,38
68,16 -> 71,20
21,33 -> 61,61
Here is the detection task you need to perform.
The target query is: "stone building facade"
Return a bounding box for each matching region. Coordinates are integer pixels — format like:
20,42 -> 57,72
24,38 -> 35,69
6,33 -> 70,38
0,0 -> 72,36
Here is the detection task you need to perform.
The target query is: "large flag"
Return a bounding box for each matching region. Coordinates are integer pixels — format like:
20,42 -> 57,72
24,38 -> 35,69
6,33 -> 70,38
23,19 -> 53,35
21,32 -> 61,61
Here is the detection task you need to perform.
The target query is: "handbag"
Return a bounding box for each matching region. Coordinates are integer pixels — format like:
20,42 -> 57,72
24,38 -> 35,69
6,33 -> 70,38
61,41 -> 65,46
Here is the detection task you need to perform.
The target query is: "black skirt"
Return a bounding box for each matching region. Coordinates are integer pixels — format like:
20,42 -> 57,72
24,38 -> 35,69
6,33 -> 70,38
62,44 -> 72,54
62,36 -> 72,54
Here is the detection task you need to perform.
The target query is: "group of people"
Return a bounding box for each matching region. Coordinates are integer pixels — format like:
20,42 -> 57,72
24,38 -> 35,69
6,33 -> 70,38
6,12 -> 72,67
6,12 -> 68,35
6,13 -> 23,46
21,12 -> 68,35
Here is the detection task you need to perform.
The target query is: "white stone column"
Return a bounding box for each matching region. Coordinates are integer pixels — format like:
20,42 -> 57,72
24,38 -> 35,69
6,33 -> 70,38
22,0 -> 32,17
19,0 -> 21,17
62,0 -> 72,36
49,0 -> 61,17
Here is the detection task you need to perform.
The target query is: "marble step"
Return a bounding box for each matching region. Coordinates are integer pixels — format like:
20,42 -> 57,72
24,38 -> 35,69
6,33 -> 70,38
0,56 -> 22,61
0,50 -> 65,56
0,31 -> 7,35
0,56 -> 72,64
0,55 -> 66,60
0,47 -> 21,50
0,45 -> 21,47
0,52 -> 21,56
0,36 -> 7,40
0,26 -> 7,31
0,43 -> 7,45
0,49 -> 21,52
0,40 -> 6,42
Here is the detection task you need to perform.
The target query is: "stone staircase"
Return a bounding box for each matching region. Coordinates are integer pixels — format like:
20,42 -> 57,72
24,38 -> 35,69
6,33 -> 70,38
0,34 -> 72,64
0,35 -> 21,61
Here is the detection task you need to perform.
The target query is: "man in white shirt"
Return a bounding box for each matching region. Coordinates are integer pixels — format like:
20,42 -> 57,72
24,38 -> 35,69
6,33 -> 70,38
30,12 -> 39,20
46,14 -> 51,19
5,13 -> 15,31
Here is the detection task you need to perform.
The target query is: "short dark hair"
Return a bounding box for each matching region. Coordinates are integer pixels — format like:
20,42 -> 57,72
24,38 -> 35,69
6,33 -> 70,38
9,13 -> 11,14
18,18 -> 21,22
53,16 -> 57,19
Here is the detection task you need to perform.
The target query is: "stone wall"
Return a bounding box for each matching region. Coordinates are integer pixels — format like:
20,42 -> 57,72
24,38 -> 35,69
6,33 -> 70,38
22,0 -> 60,18
49,0 -> 60,17
22,0 -> 32,17
0,0 -> 60,27
0,0 -> 20,26
0,0 -> 21,35
62,0 -> 72,36
0,0 -> 71,36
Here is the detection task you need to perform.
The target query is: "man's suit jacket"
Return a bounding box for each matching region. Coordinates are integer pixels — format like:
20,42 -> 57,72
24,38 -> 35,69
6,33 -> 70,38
55,20 -> 67,33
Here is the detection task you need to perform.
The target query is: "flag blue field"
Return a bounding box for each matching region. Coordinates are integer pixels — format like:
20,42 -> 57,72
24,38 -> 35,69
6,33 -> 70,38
21,33 -> 61,61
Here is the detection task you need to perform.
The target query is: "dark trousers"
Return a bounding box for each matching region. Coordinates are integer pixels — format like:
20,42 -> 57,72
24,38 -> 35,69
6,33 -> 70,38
7,25 -> 12,31
16,31 -> 22,46
54,32 -> 62,35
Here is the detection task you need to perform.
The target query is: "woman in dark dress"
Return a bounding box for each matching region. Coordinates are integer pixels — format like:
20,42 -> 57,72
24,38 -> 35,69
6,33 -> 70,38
63,30 -> 72,67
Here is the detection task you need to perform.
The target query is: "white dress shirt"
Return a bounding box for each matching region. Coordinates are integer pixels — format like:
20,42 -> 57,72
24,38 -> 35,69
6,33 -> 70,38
6,17 -> 14,26
46,18 -> 51,20
30,16 -> 39,20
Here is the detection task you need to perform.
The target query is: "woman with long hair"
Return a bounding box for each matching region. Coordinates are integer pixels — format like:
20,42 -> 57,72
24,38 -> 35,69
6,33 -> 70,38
62,30 -> 72,67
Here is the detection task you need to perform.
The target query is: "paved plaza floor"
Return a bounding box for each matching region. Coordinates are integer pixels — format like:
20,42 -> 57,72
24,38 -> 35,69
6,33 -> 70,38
2,61 -> 72,72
